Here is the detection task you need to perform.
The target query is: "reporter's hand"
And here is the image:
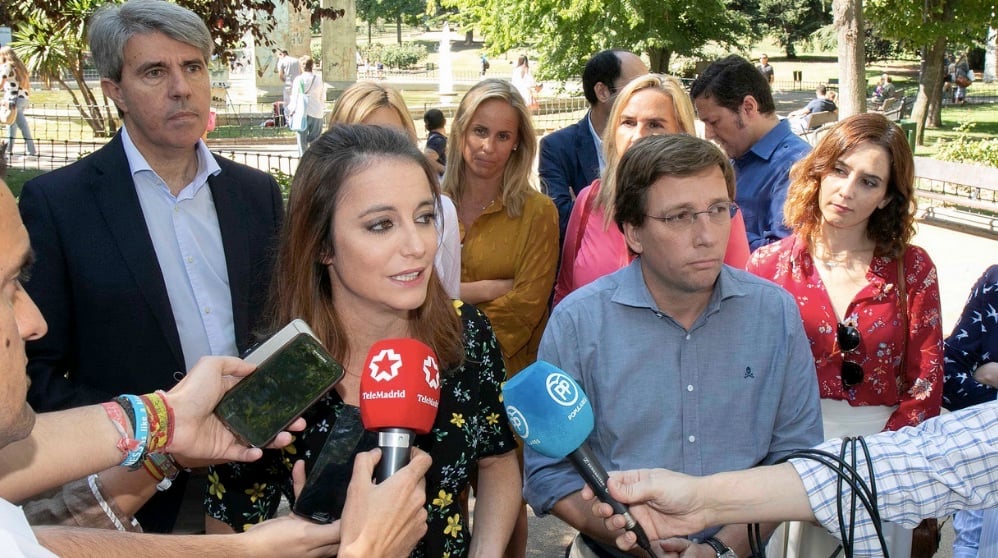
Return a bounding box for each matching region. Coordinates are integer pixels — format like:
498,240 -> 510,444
582,468 -> 710,553
339,448 -> 431,558
242,514 -> 341,558
163,356 -> 305,464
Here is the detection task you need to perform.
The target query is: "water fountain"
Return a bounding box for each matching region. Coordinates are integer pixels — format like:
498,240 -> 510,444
438,22 -> 457,105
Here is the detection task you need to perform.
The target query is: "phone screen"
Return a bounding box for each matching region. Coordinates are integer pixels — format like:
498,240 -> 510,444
215,332 -> 344,447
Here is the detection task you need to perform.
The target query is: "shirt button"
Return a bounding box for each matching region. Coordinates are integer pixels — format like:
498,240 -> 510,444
204,307 -> 211,314
686,385 -> 694,392
688,435 -> 696,443
685,334 -> 691,341
186,256 -> 194,264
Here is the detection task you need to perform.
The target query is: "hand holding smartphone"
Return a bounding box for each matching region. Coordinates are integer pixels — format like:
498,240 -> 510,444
214,319 -> 344,448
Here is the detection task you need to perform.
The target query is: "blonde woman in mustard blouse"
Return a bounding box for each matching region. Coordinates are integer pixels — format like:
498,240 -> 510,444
443,79 -> 558,378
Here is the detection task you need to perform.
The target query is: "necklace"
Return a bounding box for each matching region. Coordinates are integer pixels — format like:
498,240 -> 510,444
475,199 -> 495,211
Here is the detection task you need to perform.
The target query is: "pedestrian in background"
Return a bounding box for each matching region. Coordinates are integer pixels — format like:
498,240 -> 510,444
0,46 -> 37,158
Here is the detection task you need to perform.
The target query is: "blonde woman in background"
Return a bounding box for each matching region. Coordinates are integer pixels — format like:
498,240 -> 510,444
328,81 -> 461,299
0,46 -> 37,158
443,78 -> 559,558
553,74 -> 750,306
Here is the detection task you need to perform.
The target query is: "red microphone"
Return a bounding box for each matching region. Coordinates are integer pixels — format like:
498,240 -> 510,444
360,338 -> 441,482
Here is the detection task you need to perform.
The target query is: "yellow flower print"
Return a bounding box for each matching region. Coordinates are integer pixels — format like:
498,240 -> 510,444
486,412 -> 500,425
432,490 -> 453,508
444,514 -> 463,537
452,299 -> 464,315
443,554 -> 451,558
207,470 -> 225,499
244,483 -> 267,503
450,413 -> 465,428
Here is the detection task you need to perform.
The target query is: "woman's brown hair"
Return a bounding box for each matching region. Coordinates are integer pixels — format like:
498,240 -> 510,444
269,124 -> 463,368
783,112 -> 916,258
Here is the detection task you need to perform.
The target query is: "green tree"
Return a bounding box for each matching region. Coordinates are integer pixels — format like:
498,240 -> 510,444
444,0 -> 750,80
357,0 -> 428,44
748,0 -> 832,58
866,0 -> 996,144
3,0 -> 344,136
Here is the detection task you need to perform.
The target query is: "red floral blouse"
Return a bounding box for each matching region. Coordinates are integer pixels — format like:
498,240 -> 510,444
748,235 -> 944,431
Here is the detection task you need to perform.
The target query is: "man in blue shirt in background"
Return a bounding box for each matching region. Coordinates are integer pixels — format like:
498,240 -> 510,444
691,55 -> 811,251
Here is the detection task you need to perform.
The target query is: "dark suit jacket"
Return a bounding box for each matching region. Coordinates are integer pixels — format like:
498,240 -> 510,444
18,133 -> 283,531
538,113 -> 600,243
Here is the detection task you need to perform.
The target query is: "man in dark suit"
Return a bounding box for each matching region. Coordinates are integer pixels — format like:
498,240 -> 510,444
539,49 -> 646,244
18,0 -> 282,532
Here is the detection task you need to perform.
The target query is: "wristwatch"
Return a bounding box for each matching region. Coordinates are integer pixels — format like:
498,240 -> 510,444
703,536 -> 738,558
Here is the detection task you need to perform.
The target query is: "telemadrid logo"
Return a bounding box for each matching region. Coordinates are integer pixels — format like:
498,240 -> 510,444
423,355 -> 440,390
368,348 -> 402,382
545,372 -> 579,407
506,405 -> 528,438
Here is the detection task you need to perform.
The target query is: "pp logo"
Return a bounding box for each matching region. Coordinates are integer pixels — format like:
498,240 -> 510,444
423,355 -> 440,390
506,405 -> 528,439
545,372 -> 579,407
368,349 -> 402,382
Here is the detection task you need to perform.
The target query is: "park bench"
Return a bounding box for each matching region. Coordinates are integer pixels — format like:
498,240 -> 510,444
798,110 -> 838,145
913,156 -> 998,235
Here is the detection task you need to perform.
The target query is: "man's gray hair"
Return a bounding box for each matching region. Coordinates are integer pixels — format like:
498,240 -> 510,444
88,0 -> 212,82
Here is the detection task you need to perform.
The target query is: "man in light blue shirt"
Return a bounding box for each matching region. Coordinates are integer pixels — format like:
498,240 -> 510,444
691,55 -> 811,251
523,134 -> 823,558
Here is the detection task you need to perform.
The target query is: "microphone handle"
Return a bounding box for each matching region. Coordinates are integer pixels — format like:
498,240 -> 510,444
375,427 -> 415,483
569,443 -> 655,557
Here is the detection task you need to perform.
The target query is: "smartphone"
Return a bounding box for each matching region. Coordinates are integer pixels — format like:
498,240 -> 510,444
292,405 -> 378,524
214,319 -> 344,448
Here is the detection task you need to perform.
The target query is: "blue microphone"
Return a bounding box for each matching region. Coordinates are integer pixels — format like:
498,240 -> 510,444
504,361 -> 654,556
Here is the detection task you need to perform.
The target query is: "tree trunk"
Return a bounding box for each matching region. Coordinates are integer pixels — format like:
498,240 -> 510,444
396,16 -> 402,44
465,30 -> 474,44
647,47 -> 672,74
914,36 -> 948,144
833,0 -> 866,117
368,21 -> 372,44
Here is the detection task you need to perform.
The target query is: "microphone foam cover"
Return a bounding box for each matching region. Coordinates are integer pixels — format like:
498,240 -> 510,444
360,338 -> 441,435
502,360 -> 594,458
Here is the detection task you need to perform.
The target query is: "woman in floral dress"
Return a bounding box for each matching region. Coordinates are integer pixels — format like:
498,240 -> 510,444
748,113 -> 943,557
204,124 -> 520,557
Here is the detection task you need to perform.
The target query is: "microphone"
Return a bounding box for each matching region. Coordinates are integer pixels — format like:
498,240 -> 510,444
503,361 -> 654,557
360,338 -> 441,483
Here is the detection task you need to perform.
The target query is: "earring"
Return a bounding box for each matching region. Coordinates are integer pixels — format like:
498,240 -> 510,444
512,144 -> 518,151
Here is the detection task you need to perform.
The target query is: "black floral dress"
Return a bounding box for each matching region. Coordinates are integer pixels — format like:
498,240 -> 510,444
205,301 -> 516,557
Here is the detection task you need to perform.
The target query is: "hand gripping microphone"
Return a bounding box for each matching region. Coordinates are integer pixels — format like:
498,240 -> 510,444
360,338 -> 441,483
503,361 -> 654,557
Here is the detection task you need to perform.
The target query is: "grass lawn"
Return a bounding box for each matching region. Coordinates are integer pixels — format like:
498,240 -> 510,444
3,168 -> 46,198
919,103 -> 998,157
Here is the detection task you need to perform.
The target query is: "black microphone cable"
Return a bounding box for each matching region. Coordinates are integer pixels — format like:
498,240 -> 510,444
743,435 -> 889,558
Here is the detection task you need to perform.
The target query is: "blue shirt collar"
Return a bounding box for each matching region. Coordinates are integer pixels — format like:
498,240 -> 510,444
609,259 -> 747,315
742,118 -> 795,163
121,125 -> 222,199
